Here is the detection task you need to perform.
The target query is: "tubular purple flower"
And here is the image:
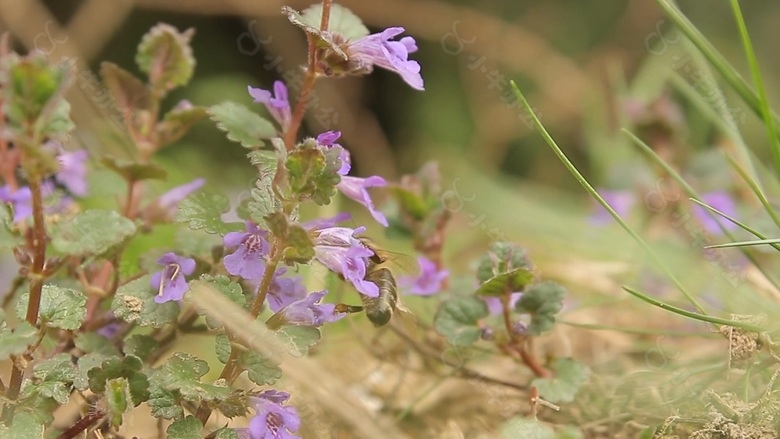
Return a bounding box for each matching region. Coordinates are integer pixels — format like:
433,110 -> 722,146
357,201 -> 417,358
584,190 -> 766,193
158,178 -> 206,213
399,256 -> 449,296
248,81 -> 292,131
336,175 -> 388,227
482,292 -> 522,316
312,226 -> 379,297
151,252 -> 196,303
275,290 -> 345,326
317,130 -> 350,175
348,27 -> 424,91
0,185 -> 32,223
265,268 -> 307,312
693,191 -> 737,234
223,222 -> 270,280
55,149 -> 89,197
248,391 -> 301,439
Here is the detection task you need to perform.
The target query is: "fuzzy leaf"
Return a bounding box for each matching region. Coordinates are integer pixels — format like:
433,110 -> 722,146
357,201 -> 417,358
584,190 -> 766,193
198,275 -> 246,329
21,353 -> 75,404
5,55 -> 68,127
153,352 -> 231,402
101,156 -> 167,182
501,417 -> 555,439
477,242 -> 532,284
123,334 -> 159,361
16,285 -> 86,330
99,62 -> 151,112
50,209 -> 136,257
515,282 -> 566,335
148,385 -> 183,419
157,104 -> 208,146
0,321 -> 36,360
240,350 -> 282,386
434,296 -> 489,346
282,223 -> 315,263
215,333 -> 232,364
74,352 -> 110,390
277,325 -> 322,357
0,412 -> 45,439
167,416 -> 203,439
214,427 -> 241,439
208,101 -> 276,148
175,191 -> 241,235
74,332 -> 120,356
37,98 -> 74,141
87,355 -> 150,406
136,24 -> 196,92
390,186 -> 428,221
297,4 -> 369,41
474,268 -> 534,297
248,178 -> 280,228
111,275 -> 180,328
285,142 -> 342,205
105,377 -> 130,428
215,390 -> 251,419
531,358 -> 589,404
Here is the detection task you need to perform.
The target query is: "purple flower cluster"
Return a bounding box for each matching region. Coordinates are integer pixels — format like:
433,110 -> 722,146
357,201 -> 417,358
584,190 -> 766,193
347,27 -> 424,91
235,390 -> 301,439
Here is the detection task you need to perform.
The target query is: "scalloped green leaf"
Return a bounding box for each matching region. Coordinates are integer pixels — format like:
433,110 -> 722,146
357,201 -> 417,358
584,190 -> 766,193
16,285 -> 86,330
175,191 -> 241,235
277,325 -> 322,357
21,353 -> 75,404
153,352 -> 231,402
111,275 -> 180,328
515,281 -> 566,335
239,349 -> 282,386
474,268 -> 534,297
434,296 -> 489,346
123,334 -> 159,361
0,321 -> 36,360
167,416 -> 203,439
0,412 -> 45,439
208,101 -> 276,148
531,358 -> 589,404
136,24 -> 196,92
50,209 -> 136,257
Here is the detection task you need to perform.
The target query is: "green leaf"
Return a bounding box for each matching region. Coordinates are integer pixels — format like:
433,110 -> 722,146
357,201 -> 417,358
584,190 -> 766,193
157,104 -> 208,147
0,321 -> 37,360
501,417 -> 555,439
5,55 -> 68,126
153,352 -> 231,402
297,4 -> 369,40
16,285 -> 86,330
474,268 -> 534,297
136,24 -> 196,93
277,325 -> 322,357
123,334 -> 159,361
282,224 -> 315,263
214,427 -> 240,439
531,358 -> 589,404
166,416 -> 203,439
240,349 -> 282,386
215,333 -> 231,364
198,275 -> 246,329
74,352 -> 110,390
21,353 -> 75,404
175,191 -> 241,235
101,156 -> 167,182
36,98 -> 74,142
208,101 -> 277,148
99,62 -> 151,113
87,355 -> 150,406
50,209 -> 136,257
0,411 -> 45,439
434,297 -> 489,346
111,275 -> 180,328
390,186 -> 428,221
105,377 -> 130,428
175,228 -> 224,261
74,332 -> 120,356
515,282 -> 566,335
147,385 -> 183,419
215,390 -> 251,419
285,141 -> 342,205
476,242 -> 532,284
248,178 -> 281,228
0,207 -> 22,249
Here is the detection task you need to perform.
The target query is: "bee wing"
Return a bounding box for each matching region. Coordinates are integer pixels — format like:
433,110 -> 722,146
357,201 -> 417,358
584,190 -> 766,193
394,301 -> 419,338
379,251 -> 421,277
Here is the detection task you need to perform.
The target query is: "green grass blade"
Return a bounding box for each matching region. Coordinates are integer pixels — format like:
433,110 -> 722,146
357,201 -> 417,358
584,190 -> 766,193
656,0 -> 780,131
622,286 -> 764,331
510,80 -> 705,314
705,238 -> 780,249
725,154 -> 780,229
728,0 -> 780,177
689,198 -> 780,252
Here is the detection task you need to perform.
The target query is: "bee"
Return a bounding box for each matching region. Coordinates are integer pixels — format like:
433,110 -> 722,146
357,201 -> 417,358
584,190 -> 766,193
337,238 -> 417,327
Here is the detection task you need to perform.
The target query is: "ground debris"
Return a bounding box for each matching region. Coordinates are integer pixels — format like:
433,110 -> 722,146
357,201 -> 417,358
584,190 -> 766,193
688,389 -> 780,439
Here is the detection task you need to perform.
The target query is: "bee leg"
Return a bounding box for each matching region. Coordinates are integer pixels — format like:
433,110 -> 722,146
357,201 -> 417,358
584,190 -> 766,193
335,304 -> 364,314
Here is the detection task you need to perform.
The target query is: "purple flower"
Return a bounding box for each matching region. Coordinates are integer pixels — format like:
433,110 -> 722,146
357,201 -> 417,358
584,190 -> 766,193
348,27 -> 424,91
589,189 -> 635,226
265,268 -> 307,312
151,252 -> 196,303
301,212 -> 351,230
248,81 -> 292,131
482,292 -> 522,316
248,391 -> 301,439
317,130 -> 350,175
0,185 -> 32,223
400,256 -> 448,296
312,226 -> 379,297
223,222 -> 270,280
55,149 -> 89,197
158,178 -> 206,214
274,290 -> 345,326
336,176 -> 388,227
693,191 -> 737,234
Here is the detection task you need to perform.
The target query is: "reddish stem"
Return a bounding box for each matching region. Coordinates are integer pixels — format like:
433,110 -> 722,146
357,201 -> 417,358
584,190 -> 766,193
56,409 -> 106,439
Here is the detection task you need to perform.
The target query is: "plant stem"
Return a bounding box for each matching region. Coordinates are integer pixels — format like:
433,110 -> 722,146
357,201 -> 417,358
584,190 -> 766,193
6,173 -> 47,401
56,409 -> 106,439
500,289 -> 550,378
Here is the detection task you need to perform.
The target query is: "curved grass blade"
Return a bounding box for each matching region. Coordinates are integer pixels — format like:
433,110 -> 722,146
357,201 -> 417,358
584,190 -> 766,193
705,238 -> 780,250
622,286 -> 764,331
728,0 -> 780,177
509,81 -> 705,314
689,198 -> 780,253
725,154 -> 780,229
